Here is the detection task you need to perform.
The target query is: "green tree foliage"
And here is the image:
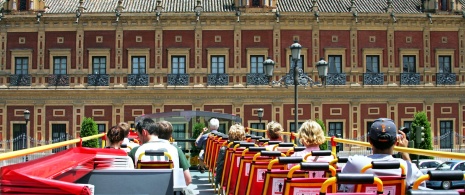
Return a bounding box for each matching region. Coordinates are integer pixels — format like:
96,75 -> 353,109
410,111 -> 433,159
80,117 -> 99,148
191,122 -> 206,157
315,119 -> 328,150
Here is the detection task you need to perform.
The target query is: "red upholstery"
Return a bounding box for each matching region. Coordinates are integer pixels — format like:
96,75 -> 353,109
357,176 -> 404,195
225,149 -> 245,194
234,155 -> 270,195
260,169 -> 307,195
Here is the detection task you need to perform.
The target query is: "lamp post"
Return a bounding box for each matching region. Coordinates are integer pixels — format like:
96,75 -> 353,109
257,108 -> 264,136
266,40 -> 328,132
23,109 -> 30,162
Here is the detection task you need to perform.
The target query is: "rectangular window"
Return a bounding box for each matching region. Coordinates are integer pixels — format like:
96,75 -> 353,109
289,55 -> 304,72
250,55 -> 265,73
53,56 -> 67,75
403,55 -> 416,73
366,55 -> 379,73
12,124 -> 27,151
97,124 -> 106,148
290,122 -> 303,133
328,55 -> 342,73
366,121 -> 373,145
172,124 -> 186,150
211,55 -> 225,74
92,57 -> 106,74
439,56 -> 451,73
172,56 -> 186,74
440,120 -> 453,149
250,123 -> 265,137
328,122 -> 343,151
132,56 -> 146,74
218,123 -> 226,134
15,57 -> 28,75
52,124 -> 67,153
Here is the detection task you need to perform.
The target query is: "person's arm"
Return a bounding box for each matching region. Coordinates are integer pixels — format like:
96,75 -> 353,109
195,127 -> 209,146
183,170 -> 192,185
397,131 -> 411,162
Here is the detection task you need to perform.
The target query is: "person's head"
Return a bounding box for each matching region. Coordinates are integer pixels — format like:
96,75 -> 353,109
135,118 -> 156,144
118,122 -> 130,138
228,124 -> 246,142
106,125 -> 125,146
209,118 -> 219,130
266,121 -> 283,141
297,120 -> 325,147
369,118 -> 397,152
155,121 -> 173,140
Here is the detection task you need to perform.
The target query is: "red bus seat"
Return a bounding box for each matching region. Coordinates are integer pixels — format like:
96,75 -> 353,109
223,142 -> 257,195
283,162 -> 337,195
285,146 -> 306,156
219,141 -> 244,194
257,156 -> 306,195
356,161 -> 406,195
233,148 -> 274,195
320,173 -> 384,195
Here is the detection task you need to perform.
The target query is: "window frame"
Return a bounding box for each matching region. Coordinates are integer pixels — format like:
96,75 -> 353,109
328,55 -> 342,73
439,120 -> 454,149
131,56 -> 147,75
324,48 -> 346,74
53,56 -> 68,75
92,56 -> 107,75
362,48 -> 383,73
207,48 -> 229,74
167,48 -> 190,74
210,55 -> 226,74
87,48 -> 110,74
250,55 -> 265,74
15,57 -> 29,75
399,48 -> 419,73
171,56 -> 187,74
435,49 -> 454,73
49,49 -> 71,75
246,47 -> 268,73
10,49 -> 33,75
127,48 -> 150,75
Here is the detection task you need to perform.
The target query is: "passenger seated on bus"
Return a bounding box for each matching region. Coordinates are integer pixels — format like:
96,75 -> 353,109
195,118 -> 220,173
128,119 -> 187,183
215,123 -> 246,189
289,119 -> 334,177
341,118 -> 424,192
264,121 -> 284,151
106,125 -> 130,152
157,124 -> 192,185
119,122 -> 139,150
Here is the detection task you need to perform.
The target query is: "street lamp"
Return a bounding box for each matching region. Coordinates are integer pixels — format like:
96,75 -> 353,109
268,40 -> 328,132
257,108 -> 264,135
23,109 -> 30,161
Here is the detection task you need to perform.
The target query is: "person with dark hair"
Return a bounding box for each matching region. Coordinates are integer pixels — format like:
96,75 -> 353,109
341,118 -> 424,192
128,119 -> 191,185
106,125 -> 126,151
119,122 -> 139,150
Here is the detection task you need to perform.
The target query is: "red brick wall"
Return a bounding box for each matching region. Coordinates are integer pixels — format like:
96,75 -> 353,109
283,103 -> 311,132
162,30 -> 195,68
202,30 -> 235,68
360,103 -> 388,136
358,30 -> 388,67
6,32 -> 38,69
320,30 -> 351,67
45,31 -> 77,69
45,106 -> 74,139
123,105 -> 153,123
243,104 -> 273,128
394,31 -> 423,68
241,30 -> 273,68
123,30 -> 156,69
84,105 -> 113,125
322,104 -> 350,137
430,31 -> 459,68
6,106 -> 34,140
281,30 -> 313,68
83,31 -> 116,69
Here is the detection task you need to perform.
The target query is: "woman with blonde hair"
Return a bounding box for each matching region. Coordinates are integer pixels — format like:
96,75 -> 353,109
265,121 -> 284,151
215,124 -> 246,189
290,119 -> 333,177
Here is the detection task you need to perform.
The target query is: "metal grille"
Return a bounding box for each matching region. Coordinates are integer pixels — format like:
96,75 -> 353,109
127,74 -> 149,86
207,73 -> 229,86
363,73 -> 384,85
400,73 -> 420,85
167,74 -> 189,86
436,73 -> 456,85
87,74 -> 109,86
9,74 -> 31,86
48,74 -> 69,86
326,73 -> 346,85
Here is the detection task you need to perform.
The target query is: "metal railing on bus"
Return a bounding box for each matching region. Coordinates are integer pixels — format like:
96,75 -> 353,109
0,133 -> 105,165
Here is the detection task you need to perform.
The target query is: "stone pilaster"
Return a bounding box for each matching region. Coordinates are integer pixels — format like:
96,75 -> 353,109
459,28 -> 465,86
423,27 -> 433,86
113,99 -> 123,125
350,100 -> 360,139
273,24 -> 281,69
73,101 -> 84,138
233,25 -> 242,86
154,27 -> 163,86
114,23 -> 125,88
75,24 -> 85,88
387,27 -> 397,86
311,100 -> 322,121
0,100 -> 5,150
0,23 -> 7,88
34,101 -> 45,145
312,25 -> 320,67
194,25 -> 203,86
350,26 -> 360,86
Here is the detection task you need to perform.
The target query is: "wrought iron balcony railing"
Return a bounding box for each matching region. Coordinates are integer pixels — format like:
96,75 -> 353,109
207,73 -> 229,86
436,73 -> 456,85
400,73 -> 420,85
87,74 -> 109,86
246,73 -> 269,85
167,74 -> 189,86
9,74 -> 31,86
326,73 -> 346,85
127,74 -> 149,86
48,74 -> 69,86
363,73 -> 384,85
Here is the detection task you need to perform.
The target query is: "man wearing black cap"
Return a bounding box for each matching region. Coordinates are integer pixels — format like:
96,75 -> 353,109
341,118 -> 424,192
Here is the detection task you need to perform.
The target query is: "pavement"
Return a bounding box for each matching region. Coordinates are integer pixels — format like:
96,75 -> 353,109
190,169 -> 216,195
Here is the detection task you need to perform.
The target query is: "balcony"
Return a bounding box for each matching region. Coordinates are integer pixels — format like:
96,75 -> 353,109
326,73 -> 346,85
363,73 -> 384,85
246,73 -> 269,85
207,73 -> 229,86
127,74 -> 149,86
436,73 -> 456,85
48,74 -> 69,86
167,74 -> 189,86
87,74 -> 109,86
9,74 -> 31,86
400,73 -> 420,85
